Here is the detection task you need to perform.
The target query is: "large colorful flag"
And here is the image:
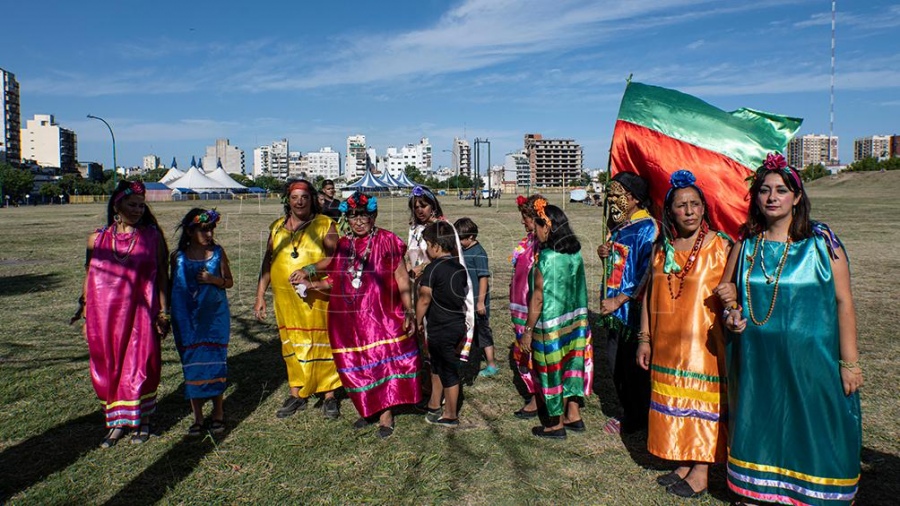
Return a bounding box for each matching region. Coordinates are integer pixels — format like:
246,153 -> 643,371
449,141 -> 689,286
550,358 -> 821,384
610,82 -> 802,239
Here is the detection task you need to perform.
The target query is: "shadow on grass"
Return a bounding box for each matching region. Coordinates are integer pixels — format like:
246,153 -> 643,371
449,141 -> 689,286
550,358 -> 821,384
0,272 -> 64,297
102,316 -> 284,506
859,447 -> 900,503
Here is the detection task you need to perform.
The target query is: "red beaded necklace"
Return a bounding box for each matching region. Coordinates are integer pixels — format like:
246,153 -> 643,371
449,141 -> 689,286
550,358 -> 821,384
112,226 -> 139,263
666,223 -> 708,299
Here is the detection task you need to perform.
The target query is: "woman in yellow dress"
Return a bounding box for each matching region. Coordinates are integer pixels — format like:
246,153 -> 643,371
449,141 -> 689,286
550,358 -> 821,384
636,170 -> 730,498
254,179 -> 343,419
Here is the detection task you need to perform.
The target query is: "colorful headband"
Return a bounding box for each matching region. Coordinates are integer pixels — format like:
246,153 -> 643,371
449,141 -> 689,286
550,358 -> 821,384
113,181 -> 146,205
410,185 -> 436,203
665,169 -> 702,202
190,209 -> 220,226
759,152 -> 803,190
533,197 -> 551,227
339,192 -> 377,214
288,181 -> 312,194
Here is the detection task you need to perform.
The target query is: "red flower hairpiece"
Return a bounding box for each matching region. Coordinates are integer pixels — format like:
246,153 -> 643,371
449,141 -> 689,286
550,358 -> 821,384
516,195 -> 527,207
763,153 -> 788,171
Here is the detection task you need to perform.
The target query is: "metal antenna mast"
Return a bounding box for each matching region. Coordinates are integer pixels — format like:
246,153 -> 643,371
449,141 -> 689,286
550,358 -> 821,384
829,0 -> 836,164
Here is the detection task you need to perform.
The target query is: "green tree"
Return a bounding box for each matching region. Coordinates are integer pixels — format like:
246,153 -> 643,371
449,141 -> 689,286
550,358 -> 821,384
231,173 -> 253,187
404,165 -> 426,184
253,175 -> 284,192
0,163 -> 35,201
847,157 -> 880,172
39,183 -> 61,201
802,163 -> 828,182
141,168 -> 168,182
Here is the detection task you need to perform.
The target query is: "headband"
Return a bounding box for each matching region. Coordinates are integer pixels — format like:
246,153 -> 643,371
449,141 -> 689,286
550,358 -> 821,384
339,192 -> 377,214
288,181 -> 312,194
189,209 -> 220,227
758,152 -> 803,190
533,197 -> 551,227
665,169 -> 704,203
409,185 -> 436,203
113,181 -> 146,205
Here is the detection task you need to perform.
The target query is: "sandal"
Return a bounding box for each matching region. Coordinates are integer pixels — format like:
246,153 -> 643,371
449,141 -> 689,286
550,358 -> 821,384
603,417 -> 622,434
209,419 -> 225,435
187,423 -> 203,437
130,424 -> 151,444
100,428 -> 126,448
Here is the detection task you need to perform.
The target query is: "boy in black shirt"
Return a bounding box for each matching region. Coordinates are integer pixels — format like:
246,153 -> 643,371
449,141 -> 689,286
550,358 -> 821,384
416,221 -> 467,427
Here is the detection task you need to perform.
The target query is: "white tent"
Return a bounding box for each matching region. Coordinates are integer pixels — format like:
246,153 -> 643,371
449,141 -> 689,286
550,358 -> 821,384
166,165 -> 227,192
393,171 -> 416,188
377,170 -> 404,188
205,160 -> 247,190
159,167 -> 185,186
346,170 -> 388,190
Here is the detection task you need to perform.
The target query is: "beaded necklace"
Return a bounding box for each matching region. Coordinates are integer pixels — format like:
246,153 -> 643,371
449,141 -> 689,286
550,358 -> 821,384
665,223 -> 708,299
285,216 -> 311,259
745,233 -> 792,326
112,226 -> 139,263
347,228 -> 375,289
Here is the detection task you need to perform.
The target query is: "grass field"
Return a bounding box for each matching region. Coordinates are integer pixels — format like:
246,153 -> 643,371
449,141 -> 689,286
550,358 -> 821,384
1,173 -> 898,505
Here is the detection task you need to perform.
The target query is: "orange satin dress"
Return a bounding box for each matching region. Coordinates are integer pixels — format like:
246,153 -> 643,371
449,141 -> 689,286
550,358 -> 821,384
646,233 -> 729,463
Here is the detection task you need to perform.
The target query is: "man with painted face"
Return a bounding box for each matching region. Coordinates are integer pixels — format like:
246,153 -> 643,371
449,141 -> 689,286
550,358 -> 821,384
597,172 -> 659,434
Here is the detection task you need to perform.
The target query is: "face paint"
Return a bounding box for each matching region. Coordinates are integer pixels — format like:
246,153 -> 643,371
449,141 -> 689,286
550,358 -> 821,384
607,181 -> 633,224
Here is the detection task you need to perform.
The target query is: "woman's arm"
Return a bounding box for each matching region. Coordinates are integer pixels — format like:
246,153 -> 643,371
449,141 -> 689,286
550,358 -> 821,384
394,262 -> 415,334
521,267 -> 544,354
715,241 -> 746,334
289,222 -> 340,284
636,249 -> 655,370
255,236 -> 274,320
831,246 -> 863,395
155,232 -> 171,337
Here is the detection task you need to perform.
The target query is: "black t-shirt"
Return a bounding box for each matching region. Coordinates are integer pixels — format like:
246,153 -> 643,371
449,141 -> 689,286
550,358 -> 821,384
322,197 -> 342,219
420,255 -> 468,340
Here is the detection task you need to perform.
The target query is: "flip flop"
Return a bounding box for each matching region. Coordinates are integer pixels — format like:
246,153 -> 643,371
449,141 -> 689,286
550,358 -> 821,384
603,417 -> 622,434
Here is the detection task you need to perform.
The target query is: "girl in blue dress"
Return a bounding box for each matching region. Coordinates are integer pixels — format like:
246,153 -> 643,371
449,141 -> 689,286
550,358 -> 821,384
170,208 -> 233,436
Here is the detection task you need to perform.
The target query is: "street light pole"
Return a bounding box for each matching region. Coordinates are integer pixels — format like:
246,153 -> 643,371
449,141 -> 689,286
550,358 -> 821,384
87,114 -> 117,187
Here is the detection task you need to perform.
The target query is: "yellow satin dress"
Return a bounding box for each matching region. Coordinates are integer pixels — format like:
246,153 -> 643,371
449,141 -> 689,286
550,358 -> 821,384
269,214 -> 342,397
646,233 -> 729,463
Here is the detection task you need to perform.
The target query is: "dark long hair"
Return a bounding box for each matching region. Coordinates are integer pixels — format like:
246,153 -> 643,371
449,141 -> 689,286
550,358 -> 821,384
740,169 -> 812,240
408,186 -> 444,225
174,208 -> 218,253
661,185 -> 713,244
107,180 -> 161,230
282,179 -> 322,218
535,204 -> 581,254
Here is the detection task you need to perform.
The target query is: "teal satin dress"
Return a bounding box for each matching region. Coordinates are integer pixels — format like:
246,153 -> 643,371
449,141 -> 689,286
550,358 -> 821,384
727,232 -> 861,505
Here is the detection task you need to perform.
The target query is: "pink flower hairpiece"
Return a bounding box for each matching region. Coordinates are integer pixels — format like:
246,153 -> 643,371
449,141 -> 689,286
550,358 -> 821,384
759,152 -> 802,190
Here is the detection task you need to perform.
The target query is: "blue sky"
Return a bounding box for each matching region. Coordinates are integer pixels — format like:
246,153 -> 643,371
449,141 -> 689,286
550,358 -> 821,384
2,0 -> 898,172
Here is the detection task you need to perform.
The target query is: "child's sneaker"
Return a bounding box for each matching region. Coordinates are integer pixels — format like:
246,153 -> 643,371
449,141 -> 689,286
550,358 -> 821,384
426,416 -> 459,427
478,364 -> 499,377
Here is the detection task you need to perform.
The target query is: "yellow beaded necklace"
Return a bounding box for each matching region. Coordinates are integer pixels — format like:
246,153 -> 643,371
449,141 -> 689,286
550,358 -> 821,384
745,233 -> 792,326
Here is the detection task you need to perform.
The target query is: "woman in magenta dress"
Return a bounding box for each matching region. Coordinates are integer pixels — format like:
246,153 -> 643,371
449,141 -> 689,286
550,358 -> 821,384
301,192 -> 420,438
82,180 -> 170,447
509,194 -> 543,419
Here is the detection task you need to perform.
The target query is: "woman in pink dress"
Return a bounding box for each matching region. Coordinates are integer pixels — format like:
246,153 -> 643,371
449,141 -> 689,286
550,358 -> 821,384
82,180 -> 170,447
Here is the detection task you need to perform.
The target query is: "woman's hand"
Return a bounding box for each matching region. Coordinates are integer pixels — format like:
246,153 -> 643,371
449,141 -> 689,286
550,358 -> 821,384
155,313 -> 170,338
840,364 -> 864,395
520,331 -> 533,354
724,308 -> 746,334
254,297 -> 267,321
636,342 -> 651,370
600,296 -> 624,315
196,268 -> 218,286
713,282 -> 738,308
596,241 -> 612,259
288,269 -> 308,285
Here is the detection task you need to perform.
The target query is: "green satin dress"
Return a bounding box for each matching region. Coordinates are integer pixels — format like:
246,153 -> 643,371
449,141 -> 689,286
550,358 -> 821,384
728,232 -> 861,505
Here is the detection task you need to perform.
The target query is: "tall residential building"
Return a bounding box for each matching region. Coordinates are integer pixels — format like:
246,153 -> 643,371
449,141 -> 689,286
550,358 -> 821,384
143,155 -> 160,171
385,137 -> 432,177
787,134 -> 839,168
524,133 -> 583,187
203,138 -> 245,174
505,150 -> 530,187
288,151 -> 306,179
307,147 -> 340,179
346,134 -> 367,179
853,135 -> 891,161
891,135 -> 900,158
452,138 -> 471,177
1,67 -> 21,164
253,139 -> 290,179
20,114 -> 78,171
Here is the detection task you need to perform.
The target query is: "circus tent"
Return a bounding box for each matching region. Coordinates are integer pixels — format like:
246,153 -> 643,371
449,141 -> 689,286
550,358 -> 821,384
205,159 -> 248,190
393,171 -> 416,188
159,166 -> 185,185
346,170 -> 388,190
166,162 -> 227,192
377,170 -> 404,188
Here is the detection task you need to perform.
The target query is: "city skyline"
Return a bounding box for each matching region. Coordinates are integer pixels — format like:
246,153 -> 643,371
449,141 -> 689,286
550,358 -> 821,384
1,1 -> 899,172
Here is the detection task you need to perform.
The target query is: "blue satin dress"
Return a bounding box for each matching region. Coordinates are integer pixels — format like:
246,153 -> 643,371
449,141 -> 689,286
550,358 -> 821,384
171,246 -> 231,399
728,232 -> 861,505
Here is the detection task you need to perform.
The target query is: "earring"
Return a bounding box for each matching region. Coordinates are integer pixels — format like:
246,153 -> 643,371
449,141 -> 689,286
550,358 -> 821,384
792,206 -> 796,216
114,213 -> 122,224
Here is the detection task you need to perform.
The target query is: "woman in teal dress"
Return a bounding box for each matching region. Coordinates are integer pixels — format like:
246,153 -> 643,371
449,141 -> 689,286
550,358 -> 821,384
716,153 -> 863,505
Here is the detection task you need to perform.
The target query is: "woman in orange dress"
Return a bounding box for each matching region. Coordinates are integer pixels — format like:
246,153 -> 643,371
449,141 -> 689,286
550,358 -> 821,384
636,170 -> 730,498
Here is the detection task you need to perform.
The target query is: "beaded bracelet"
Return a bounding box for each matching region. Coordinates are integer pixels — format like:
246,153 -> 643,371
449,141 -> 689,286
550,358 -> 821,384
838,359 -> 861,370
637,338 -> 651,345
302,264 -> 317,277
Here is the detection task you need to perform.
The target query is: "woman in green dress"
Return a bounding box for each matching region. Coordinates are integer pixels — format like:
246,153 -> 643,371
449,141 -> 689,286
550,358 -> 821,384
716,153 -> 863,506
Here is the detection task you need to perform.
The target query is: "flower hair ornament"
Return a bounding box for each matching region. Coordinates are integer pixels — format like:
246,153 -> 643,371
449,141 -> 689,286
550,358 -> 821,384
113,181 -> 146,205
409,185 -> 436,203
533,197 -> 551,227
757,152 -> 803,190
516,195 -> 528,207
665,169 -> 698,203
339,192 -> 378,214
190,209 -> 220,226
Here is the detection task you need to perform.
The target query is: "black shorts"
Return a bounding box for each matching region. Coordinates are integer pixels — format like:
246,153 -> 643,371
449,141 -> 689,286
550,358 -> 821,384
428,335 -> 461,388
475,313 -> 493,348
